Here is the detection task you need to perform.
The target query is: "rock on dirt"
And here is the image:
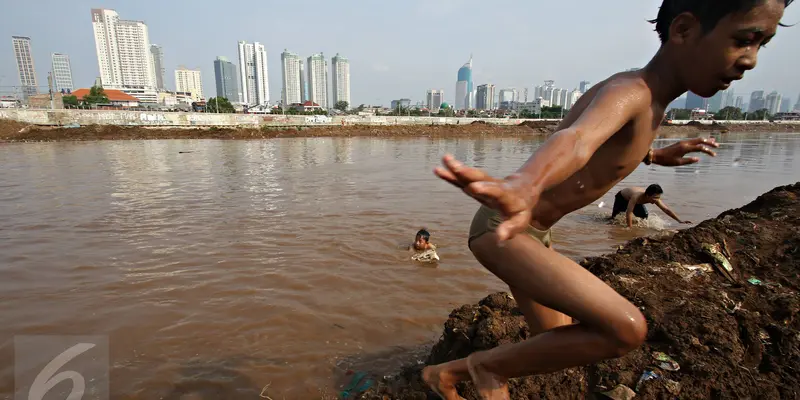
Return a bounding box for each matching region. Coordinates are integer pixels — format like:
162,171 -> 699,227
361,183 -> 800,399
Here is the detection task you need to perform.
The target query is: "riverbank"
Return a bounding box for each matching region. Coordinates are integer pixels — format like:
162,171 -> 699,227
359,183 -> 800,399
1,119 -> 797,142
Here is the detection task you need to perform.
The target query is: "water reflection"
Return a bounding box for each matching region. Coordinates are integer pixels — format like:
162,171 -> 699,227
0,133 -> 797,398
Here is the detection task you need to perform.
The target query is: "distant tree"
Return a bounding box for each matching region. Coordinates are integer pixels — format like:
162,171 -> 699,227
82,86 -> 109,104
716,106 -> 743,120
206,97 -> 235,113
357,104 -> 365,112
334,101 -> 349,112
669,108 -> 691,120
750,108 -> 771,121
62,95 -> 79,107
540,106 -> 563,119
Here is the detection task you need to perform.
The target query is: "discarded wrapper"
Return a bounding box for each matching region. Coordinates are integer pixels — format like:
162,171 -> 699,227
652,352 -> 680,371
635,370 -> 659,392
600,384 -> 636,400
702,243 -> 736,282
411,249 -> 440,263
747,277 -> 762,285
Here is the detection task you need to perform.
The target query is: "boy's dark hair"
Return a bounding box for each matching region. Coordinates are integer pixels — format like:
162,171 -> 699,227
645,184 -> 664,196
416,229 -> 430,242
650,0 -> 794,43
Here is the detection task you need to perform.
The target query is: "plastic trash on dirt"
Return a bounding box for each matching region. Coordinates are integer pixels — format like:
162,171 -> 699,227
635,370 -> 660,392
652,352 -> 680,371
600,384 -> 636,400
702,243 -> 735,282
747,277 -> 763,285
670,262 -> 713,280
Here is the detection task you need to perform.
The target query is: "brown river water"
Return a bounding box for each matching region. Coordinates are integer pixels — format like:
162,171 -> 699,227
1,133 -> 799,399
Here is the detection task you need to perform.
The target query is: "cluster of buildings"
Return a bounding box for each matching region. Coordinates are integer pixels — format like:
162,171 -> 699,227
681,88 -> 800,119
8,13 -> 800,116
416,56 -> 592,116
6,8 -> 351,112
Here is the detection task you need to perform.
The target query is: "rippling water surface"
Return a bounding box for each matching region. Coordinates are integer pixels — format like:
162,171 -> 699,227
1,133 -> 798,398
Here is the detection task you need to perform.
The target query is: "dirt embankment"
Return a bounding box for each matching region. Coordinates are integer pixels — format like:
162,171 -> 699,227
0,120 -> 535,142
361,183 -> 800,399
1,118 -> 797,142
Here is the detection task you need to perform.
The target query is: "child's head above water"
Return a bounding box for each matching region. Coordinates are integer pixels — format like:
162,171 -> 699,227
414,229 -> 432,251
650,0 -> 792,97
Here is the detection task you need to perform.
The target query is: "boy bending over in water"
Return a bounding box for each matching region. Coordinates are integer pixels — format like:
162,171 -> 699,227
425,0 -> 790,398
611,185 -> 692,228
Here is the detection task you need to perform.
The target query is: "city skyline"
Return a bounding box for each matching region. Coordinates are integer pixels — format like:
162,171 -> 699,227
2,0 -> 799,107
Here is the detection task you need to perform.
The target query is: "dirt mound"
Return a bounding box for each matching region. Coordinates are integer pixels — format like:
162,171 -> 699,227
517,120 -> 559,134
0,119 -> 34,137
0,120 -> 541,142
362,183 -> 800,399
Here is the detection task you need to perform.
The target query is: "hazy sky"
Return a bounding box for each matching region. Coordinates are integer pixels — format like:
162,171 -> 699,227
2,0 -> 799,106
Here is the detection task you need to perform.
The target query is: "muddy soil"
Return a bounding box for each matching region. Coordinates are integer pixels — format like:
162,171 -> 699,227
0,121 -> 536,142
1,119 -> 796,142
361,183 -> 800,399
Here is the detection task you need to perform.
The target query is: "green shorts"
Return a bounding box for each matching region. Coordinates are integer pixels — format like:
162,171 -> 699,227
467,205 -> 552,248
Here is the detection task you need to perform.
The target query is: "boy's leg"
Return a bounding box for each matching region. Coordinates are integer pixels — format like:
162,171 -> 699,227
610,192 -> 626,219
633,204 -> 649,219
423,232 -> 647,400
508,286 -> 572,335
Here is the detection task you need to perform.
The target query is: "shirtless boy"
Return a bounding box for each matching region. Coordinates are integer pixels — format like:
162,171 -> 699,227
611,185 -> 692,228
425,1 -> 790,399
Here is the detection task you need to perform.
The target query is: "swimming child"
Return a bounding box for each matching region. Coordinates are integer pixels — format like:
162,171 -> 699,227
410,229 -> 440,262
611,184 -> 692,228
411,229 -> 436,251
425,1 -> 790,399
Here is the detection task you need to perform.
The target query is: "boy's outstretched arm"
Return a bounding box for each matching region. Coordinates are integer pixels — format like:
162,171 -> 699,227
436,80 -> 650,240
655,200 -> 691,224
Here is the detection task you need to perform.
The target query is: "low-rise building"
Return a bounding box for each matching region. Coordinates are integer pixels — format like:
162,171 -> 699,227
71,88 -> 140,107
291,101 -> 323,113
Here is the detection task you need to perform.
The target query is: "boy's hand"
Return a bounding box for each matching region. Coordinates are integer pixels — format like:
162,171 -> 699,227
435,154 -> 536,241
653,137 -> 719,166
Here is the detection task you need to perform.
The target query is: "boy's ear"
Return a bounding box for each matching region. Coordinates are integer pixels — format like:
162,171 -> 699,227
669,12 -> 702,45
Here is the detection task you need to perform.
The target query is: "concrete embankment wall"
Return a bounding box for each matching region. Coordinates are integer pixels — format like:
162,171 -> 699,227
0,109 -> 794,128
0,109 -> 558,127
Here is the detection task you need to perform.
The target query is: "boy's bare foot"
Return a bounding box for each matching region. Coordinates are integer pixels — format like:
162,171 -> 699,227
422,365 -> 465,400
466,353 -> 510,400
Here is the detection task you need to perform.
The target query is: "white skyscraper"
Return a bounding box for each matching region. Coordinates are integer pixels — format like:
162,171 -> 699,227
51,53 -> 74,92
427,89 -> 444,110
91,9 -> 157,102
307,53 -> 328,108
331,53 -> 351,107
237,41 -> 270,106
476,84 -> 496,110
765,91 -> 782,115
281,49 -> 302,105
175,66 -> 203,101
299,62 -> 307,102
565,89 -> 582,110
150,44 -> 165,90
12,36 -> 38,96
